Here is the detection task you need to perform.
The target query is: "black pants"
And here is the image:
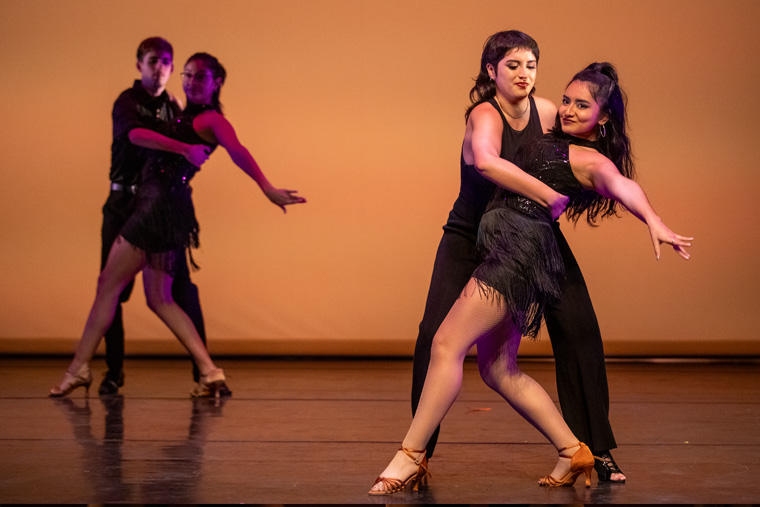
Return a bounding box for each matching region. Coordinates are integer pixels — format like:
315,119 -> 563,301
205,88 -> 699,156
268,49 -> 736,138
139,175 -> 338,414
411,198 -> 616,456
101,189 -> 207,382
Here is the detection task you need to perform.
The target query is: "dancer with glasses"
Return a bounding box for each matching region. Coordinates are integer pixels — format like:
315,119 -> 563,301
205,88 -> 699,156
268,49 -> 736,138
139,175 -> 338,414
50,52 -> 305,397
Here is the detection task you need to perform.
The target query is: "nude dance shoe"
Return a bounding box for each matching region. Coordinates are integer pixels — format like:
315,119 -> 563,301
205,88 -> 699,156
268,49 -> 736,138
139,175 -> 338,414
195,368 -> 226,398
538,442 -> 595,488
368,447 -> 430,495
191,380 -> 232,398
49,364 -> 93,397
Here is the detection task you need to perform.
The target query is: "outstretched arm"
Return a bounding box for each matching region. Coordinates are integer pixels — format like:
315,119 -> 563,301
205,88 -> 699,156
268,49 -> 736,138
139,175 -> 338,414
129,128 -> 210,167
468,104 -> 568,220
197,112 -> 306,213
570,146 -> 693,260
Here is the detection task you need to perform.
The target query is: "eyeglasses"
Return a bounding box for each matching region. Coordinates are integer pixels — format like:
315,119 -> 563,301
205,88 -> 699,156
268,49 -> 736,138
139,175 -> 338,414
181,71 -> 213,82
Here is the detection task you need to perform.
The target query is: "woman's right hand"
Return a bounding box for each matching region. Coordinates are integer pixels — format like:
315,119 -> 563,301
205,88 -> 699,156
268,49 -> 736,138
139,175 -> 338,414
263,187 -> 307,213
646,217 -> 693,260
547,192 -> 569,220
182,144 -> 211,167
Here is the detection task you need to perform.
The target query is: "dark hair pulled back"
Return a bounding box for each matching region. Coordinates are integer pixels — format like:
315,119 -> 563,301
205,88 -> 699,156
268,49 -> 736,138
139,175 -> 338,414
185,52 -> 226,110
464,30 -> 539,122
562,62 -> 635,224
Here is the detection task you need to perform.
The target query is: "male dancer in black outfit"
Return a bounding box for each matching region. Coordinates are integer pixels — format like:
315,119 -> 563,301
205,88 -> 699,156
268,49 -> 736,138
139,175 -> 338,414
99,37 -> 230,397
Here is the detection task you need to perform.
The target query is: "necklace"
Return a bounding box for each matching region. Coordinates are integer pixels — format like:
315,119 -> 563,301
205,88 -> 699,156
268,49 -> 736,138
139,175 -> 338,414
494,95 -> 529,120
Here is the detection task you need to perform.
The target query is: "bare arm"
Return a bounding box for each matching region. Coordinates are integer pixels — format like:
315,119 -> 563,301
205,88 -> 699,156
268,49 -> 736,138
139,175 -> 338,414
570,146 -> 693,260
467,104 -> 568,219
129,128 -> 210,167
197,112 -> 306,213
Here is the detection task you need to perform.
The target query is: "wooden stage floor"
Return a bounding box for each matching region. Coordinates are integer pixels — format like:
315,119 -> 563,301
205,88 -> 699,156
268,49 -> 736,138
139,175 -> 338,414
0,356 -> 758,504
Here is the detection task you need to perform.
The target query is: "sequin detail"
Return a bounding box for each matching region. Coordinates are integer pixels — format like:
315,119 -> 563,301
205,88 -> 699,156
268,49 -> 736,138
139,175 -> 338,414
119,103 -> 219,273
472,134 -> 599,338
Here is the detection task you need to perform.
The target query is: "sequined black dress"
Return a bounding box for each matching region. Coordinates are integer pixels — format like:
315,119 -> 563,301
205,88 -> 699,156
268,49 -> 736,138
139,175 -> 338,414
472,133 -> 602,338
120,103 -> 218,273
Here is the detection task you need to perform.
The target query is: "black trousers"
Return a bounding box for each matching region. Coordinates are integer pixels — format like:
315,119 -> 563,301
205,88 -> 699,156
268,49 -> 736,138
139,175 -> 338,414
101,189 -> 207,382
411,198 -> 617,456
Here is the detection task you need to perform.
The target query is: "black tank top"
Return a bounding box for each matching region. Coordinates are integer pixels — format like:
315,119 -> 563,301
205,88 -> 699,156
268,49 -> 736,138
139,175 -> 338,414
458,95 -> 544,217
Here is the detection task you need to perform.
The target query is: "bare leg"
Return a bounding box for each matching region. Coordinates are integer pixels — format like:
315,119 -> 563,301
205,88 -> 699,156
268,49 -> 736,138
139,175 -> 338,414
69,237 -> 146,374
142,265 -> 217,376
51,237 -> 145,394
370,278 -> 586,492
371,279 -> 507,491
476,318 -> 581,480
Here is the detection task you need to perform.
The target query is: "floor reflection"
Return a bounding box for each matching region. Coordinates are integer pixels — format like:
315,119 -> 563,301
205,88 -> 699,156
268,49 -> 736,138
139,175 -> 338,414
139,397 -> 227,503
53,395 -> 227,504
53,396 -> 132,502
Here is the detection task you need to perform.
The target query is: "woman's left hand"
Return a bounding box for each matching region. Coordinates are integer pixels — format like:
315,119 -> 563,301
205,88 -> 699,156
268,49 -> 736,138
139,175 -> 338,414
263,187 -> 307,213
647,218 -> 693,260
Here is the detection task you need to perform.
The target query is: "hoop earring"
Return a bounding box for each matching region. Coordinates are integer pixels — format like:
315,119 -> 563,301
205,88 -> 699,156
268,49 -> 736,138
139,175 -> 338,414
599,123 -> 607,138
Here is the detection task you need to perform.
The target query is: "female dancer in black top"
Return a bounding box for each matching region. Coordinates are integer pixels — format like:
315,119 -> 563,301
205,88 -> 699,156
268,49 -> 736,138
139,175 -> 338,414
411,30 -> 623,482
50,53 -> 305,397
372,62 -> 691,493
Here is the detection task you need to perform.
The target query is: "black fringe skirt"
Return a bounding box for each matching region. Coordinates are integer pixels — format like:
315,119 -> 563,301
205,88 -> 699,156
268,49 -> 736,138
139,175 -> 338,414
471,203 -> 564,338
119,179 -> 199,275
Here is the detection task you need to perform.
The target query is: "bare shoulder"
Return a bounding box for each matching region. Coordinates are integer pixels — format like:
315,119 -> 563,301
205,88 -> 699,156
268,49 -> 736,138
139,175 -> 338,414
532,95 -> 558,132
532,95 -> 557,114
469,100 -> 501,127
191,110 -> 228,144
569,144 -> 612,174
193,109 -> 225,127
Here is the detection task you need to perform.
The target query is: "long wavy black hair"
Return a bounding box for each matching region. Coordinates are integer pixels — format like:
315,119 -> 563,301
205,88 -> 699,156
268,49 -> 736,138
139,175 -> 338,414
185,52 -> 227,111
559,62 -> 635,225
464,31 -> 540,122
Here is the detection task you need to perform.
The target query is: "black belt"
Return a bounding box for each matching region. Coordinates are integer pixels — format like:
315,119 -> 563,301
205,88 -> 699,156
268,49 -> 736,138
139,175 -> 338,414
111,182 -> 137,194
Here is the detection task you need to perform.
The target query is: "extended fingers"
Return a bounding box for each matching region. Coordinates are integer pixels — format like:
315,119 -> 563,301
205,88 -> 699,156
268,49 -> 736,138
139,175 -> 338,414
673,244 -> 691,260
668,235 -> 693,252
284,191 -> 306,204
286,190 -> 306,202
666,234 -> 692,260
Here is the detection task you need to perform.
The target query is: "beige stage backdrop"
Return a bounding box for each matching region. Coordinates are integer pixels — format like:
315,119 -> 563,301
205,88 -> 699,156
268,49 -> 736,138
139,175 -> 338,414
1,0 -> 758,357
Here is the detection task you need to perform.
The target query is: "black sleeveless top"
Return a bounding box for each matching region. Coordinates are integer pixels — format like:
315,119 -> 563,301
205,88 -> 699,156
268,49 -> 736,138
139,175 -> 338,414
142,102 -> 219,188
458,95 -> 544,218
473,133 -> 607,338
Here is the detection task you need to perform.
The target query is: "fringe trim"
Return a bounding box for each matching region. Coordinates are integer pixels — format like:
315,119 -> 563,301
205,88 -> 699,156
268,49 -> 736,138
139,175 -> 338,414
472,208 -> 564,338
120,180 -> 200,275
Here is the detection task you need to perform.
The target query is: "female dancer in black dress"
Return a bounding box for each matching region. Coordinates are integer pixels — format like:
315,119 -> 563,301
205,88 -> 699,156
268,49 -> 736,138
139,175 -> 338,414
412,30 -> 625,482
370,62 -> 691,494
50,53 -> 305,397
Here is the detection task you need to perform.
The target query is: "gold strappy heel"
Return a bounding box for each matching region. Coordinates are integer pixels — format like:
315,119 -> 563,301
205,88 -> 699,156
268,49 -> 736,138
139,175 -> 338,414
49,364 -> 92,397
196,368 -> 226,398
368,447 -> 430,495
539,441 -> 595,488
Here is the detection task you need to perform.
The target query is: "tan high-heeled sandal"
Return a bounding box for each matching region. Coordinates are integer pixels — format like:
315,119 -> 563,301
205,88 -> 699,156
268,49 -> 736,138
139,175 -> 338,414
196,368 -> 226,398
368,447 -> 430,495
538,441 -> 595,488
49,365 -> 92,397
